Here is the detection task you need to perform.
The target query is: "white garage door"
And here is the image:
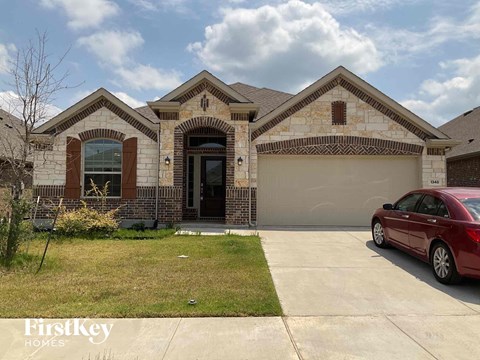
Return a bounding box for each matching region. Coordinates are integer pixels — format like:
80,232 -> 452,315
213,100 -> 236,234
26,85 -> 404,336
257,155 -> 420,226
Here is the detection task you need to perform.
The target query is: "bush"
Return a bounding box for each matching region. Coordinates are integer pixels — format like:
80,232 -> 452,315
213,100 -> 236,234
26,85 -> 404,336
56,204 -> 119,237
0,197 -> 33,267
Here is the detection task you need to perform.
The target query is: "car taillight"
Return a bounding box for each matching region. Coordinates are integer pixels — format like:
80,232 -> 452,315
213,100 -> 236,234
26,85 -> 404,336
466,227 -> 480,243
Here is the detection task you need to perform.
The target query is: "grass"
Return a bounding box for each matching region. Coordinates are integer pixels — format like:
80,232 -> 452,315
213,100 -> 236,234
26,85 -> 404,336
0,231 -> 282,318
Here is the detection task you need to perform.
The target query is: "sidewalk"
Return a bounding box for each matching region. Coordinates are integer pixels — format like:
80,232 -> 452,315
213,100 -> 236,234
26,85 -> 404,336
0,317 -> 299,360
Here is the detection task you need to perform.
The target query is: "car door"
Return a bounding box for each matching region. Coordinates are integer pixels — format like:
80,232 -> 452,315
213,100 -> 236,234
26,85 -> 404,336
383,193 -> 423,248
408,195 -> 451,258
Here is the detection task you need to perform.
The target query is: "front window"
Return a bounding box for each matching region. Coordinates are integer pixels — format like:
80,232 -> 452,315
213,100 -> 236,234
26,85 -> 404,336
394,193 -> 423,212
83,139 -> 122,197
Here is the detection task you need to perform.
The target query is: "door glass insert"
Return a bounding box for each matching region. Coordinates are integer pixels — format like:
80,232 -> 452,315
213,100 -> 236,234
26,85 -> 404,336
205,160 -> 223,197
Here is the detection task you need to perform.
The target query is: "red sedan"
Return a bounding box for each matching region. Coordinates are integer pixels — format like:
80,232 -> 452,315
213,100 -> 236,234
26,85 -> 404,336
371,188 -> 480,284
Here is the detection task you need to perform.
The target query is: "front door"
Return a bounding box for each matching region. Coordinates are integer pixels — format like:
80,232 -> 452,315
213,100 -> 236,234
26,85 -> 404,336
200,156 -> 226,218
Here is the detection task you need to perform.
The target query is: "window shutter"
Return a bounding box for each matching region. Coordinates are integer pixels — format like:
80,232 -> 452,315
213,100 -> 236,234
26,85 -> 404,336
65,137 -> 81,199
122,137 -> 137,199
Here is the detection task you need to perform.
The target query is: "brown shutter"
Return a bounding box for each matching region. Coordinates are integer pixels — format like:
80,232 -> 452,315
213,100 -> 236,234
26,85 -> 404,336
122,137 -> 137,199
65,137 -> 82,199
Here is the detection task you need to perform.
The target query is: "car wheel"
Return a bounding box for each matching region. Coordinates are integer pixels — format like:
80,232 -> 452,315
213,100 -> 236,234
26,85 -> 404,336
431,243 -> 462,285
372,220 -> 388,248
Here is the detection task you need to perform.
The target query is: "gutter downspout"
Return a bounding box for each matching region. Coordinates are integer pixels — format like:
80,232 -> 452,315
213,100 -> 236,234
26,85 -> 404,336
154,124 -> 160,227
248,126 -> 255,228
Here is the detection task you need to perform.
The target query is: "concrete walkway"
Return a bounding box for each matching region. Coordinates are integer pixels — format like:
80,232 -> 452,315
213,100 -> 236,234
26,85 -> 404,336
2,228 -> 480,359
261,229 -> 480,360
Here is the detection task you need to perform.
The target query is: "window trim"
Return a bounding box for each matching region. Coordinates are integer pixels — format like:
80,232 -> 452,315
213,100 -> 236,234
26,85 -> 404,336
82,138 -> 122,198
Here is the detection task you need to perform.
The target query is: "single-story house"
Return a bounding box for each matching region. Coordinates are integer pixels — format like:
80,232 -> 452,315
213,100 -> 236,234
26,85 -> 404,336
439,107 -> 480,187
31,66 -> 456,227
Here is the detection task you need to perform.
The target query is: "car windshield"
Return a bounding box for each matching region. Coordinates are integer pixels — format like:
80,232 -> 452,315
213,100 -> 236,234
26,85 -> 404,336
461,198 -> 480,221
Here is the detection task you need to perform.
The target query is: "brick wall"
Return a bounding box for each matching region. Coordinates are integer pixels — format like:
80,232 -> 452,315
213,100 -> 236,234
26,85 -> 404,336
447,156 -> 480,187
33,185 -> 157,220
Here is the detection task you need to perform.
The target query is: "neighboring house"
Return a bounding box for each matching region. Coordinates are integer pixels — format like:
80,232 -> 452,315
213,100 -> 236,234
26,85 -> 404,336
0,108 -> 32,188
32,66 -> 456,227
439,107 -> 480,187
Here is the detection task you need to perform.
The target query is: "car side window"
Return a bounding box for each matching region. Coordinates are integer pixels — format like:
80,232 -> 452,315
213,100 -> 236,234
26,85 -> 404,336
417,195 -> 450,218
394,193 -> 423,212
417,195 -> 442,216
437,202 -> 450,218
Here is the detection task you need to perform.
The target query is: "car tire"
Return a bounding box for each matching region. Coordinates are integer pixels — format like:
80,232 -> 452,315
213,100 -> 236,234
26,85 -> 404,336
372,220 -> 388,248
431,242 -> 462,285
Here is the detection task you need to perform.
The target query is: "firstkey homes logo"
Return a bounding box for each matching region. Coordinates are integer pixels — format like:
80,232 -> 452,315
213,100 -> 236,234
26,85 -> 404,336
24,319 -> 114,347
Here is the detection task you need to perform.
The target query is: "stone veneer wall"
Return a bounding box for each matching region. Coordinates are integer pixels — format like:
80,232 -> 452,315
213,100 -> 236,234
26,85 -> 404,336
157,89 -> 251,225
33,107 -> 159,222
251,85 -> 446,190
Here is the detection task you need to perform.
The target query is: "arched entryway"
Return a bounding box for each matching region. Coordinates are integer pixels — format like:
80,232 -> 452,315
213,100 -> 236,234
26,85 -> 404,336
174,117 -> 235,222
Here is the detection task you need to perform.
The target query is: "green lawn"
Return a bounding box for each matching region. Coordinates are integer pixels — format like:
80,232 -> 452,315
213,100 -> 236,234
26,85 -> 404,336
0,231 -> 282,318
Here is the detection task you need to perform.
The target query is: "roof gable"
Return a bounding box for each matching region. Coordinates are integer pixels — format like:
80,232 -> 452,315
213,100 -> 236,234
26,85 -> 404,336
251,66 -> 448,141
34,88 -> 158,141
154,70 -> 252,105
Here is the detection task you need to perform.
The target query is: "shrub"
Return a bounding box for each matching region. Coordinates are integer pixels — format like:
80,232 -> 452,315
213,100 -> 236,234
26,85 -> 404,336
130,221 -> 146,231
0,197 -> 33,267
56,204 -> 119,237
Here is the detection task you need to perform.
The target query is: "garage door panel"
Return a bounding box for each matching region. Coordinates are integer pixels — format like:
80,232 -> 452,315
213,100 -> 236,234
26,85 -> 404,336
257,156 -> 419,226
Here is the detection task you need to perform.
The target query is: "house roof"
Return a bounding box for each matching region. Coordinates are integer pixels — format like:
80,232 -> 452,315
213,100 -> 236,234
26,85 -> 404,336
229,83 -> 293,120
250,66 -> 450,141
0,108 -> 25,161
439,106 -> 480,160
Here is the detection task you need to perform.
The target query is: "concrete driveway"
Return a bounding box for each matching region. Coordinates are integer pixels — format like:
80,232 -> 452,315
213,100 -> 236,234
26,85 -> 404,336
260,228 -> 480,360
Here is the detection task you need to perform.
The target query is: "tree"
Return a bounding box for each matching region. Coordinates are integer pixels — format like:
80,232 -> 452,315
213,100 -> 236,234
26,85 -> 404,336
0,31 -> 72,266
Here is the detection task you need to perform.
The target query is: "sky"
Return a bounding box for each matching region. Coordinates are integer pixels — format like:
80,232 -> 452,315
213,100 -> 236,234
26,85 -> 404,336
0,0 -> 479,126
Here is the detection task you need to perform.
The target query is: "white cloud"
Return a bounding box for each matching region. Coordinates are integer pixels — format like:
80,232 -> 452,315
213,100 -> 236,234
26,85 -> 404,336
401,54 -> 480,126
319,0 -> 417,15
40,0 -> 119,29
0,91 -> 62,124
78,30 -> 144,66
188,0 -> 382,92
128,0 -> 190,13
114,65 -> 182,91
0,43 -> 16,74
112,92 -> 145,108
369,2 -> 480,63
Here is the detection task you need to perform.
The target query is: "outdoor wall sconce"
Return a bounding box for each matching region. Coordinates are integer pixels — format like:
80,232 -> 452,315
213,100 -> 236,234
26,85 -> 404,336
237,157 -> 243,166
165,156 -> 171,165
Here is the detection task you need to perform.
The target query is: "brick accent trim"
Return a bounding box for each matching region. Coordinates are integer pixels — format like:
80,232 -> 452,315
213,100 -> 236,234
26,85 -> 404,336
176,81 -> 235,105
78,128 -> 126,142
52,97 -> 158,141
256,136 -> 424,156
231,113 -> 249,121
158,112 -> 179,120
176,116 -> 235,134
34,143 -> 54,151
252,76 -> 431,141
33,185 -> 157,199
33,185 -> 65,197
427,148 -> 445,156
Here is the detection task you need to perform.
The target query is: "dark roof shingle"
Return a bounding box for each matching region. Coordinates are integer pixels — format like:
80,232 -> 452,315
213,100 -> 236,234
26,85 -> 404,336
229,82 -> 293,120
439,107 -> 480,159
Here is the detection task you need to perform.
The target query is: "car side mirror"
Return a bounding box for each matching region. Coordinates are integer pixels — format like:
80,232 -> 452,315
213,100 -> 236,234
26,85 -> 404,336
383,203 -> 393,210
